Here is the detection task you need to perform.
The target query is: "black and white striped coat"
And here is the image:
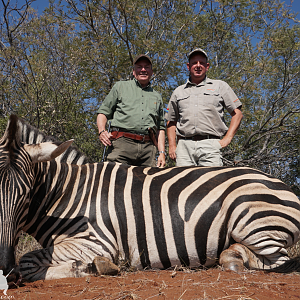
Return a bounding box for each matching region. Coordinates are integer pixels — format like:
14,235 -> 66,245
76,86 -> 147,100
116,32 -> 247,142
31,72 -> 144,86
1,115 -> 300,282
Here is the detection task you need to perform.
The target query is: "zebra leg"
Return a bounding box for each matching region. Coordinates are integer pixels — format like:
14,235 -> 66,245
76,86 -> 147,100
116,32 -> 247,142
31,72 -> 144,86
91,256 -> 120,276
219,243 -> 290,272
20,251 -> 90,281
19,245 -> 120,281
219,244 -> 249,272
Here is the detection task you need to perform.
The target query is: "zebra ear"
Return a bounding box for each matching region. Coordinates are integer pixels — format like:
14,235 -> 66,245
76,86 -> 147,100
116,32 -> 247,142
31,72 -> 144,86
24,140 -> 74,163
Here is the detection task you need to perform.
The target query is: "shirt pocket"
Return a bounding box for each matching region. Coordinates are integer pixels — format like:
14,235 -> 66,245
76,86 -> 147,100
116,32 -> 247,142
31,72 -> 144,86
202,91 -> 222,107
146,96 -> 160,123
147,96 -> 159,113
177,95 -> 191,114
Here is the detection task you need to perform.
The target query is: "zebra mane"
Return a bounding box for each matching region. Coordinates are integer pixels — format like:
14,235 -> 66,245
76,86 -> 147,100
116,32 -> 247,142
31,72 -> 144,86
1,114 -> 19,161
2,114 -> 89,165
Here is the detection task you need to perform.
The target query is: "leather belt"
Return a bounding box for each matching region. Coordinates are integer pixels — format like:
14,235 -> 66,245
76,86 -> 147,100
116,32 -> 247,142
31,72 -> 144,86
111,131 -> 151,142
178,134 -> 220,141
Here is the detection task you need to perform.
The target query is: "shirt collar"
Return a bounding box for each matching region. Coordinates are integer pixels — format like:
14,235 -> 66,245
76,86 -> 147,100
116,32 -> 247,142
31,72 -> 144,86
134,78 -> 152,89
185,76 -> 212,88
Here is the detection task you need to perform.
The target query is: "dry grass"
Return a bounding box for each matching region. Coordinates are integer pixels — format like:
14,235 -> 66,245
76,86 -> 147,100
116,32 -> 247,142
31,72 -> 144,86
287,240 -> 300,258
15,231 -> 42,264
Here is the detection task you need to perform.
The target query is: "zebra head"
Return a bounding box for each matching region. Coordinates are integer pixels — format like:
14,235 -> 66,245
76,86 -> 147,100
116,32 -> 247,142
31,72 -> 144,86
0,115 -> 72,277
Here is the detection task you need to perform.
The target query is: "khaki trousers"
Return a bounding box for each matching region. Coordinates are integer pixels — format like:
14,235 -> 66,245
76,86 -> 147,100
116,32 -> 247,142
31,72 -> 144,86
106,136 -> 157,167
176,138 -> 223,167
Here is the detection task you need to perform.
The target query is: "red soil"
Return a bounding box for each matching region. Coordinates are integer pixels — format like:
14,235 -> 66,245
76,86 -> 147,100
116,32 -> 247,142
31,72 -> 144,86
7,268 -> 300,300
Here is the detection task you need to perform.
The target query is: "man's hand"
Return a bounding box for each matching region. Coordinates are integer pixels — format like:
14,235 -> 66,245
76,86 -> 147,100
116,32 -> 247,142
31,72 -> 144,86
167,121 -> 177,161
97,114 -> 112,146
219,108 -> 243,148
219,137 -> 231,148
99,131 -> 112,147
157,153 -> 166,168
168,144 -> 177,161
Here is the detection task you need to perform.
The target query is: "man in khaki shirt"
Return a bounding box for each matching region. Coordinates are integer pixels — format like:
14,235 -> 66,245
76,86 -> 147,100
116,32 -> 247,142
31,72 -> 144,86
166,48 -> 243,167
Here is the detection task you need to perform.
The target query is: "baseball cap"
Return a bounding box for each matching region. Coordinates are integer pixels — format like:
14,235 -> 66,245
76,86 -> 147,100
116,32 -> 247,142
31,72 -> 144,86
188,48 -> 208,60
133,54 -> 152,65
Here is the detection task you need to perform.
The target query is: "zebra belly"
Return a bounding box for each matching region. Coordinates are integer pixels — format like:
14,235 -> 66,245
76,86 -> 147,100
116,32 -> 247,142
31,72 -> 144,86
124,218 -> 219,270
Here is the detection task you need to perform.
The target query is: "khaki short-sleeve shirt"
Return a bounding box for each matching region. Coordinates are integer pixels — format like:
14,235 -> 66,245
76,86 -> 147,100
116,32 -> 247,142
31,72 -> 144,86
166,77 -> 242,137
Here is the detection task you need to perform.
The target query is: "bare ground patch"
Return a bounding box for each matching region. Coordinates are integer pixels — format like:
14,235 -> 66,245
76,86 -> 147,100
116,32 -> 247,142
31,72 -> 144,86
8,268 -> 300,300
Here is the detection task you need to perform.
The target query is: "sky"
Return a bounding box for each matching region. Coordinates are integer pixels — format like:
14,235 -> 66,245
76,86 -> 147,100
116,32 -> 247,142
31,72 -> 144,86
288,0 -> 300,18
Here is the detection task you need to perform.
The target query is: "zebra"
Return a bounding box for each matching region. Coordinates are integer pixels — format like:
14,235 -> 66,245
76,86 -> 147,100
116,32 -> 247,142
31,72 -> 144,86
1,114 -> 300,283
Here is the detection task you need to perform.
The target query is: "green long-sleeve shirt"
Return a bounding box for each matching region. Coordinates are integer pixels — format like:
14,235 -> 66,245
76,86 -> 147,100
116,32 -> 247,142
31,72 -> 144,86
97,79 -> 165,134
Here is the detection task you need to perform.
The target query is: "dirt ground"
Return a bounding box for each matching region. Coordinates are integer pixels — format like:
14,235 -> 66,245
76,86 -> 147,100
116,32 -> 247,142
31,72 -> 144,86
6,268 -> 300,300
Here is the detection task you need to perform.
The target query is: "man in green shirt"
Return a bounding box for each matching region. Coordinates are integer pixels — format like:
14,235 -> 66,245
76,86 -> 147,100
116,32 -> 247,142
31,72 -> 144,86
97,54 -> 166,167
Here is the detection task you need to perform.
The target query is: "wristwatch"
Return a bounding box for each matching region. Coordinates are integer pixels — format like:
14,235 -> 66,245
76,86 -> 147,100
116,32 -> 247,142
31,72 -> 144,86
158,151 -> 166,156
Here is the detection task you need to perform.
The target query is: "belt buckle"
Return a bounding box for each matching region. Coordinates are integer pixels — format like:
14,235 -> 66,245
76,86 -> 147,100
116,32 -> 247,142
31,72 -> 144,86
140,134 -> 145,142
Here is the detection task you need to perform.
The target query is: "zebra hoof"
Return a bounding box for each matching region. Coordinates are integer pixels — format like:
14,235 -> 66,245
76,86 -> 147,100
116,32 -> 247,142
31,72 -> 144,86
222,261 -> 244,273
92,256 -> 120,276
219,246 -> 245,273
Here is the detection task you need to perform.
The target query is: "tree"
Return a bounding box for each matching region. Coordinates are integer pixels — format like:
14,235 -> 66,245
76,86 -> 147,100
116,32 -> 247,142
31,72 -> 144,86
0,0 -> 300,192
0,0 -> 102,161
